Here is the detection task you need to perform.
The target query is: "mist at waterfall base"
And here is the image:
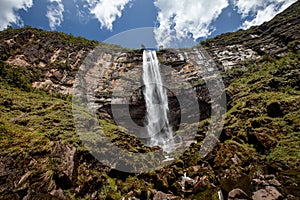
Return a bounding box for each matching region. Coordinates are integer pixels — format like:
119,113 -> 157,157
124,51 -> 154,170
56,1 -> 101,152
142,50 -> 181,153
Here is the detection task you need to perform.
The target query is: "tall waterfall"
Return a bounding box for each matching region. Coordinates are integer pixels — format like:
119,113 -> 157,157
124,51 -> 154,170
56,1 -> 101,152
142,50 -> 175,153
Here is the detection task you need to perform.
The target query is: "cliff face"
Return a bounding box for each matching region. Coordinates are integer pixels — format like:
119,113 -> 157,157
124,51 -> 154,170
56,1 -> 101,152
0,28 -> 98,95
0,1 -> 299,199
0,28 -> 217,126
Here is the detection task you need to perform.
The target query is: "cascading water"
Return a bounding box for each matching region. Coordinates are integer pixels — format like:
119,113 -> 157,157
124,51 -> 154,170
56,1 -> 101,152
142,50 -> 175,153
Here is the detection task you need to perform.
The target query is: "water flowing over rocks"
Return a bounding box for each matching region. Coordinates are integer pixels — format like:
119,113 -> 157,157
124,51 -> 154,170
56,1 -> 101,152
142,50 -> 176,152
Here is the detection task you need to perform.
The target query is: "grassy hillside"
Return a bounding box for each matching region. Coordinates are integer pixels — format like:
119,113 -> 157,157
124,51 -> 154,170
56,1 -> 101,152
1,48 -> 299,198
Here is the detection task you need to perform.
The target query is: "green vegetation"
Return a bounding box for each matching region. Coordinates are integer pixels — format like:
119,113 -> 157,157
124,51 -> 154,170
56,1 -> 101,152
221,51 -> 299,189
0,3 -> 299,196
0,47 -> 299,199
0,26 -> 125,64
0,83 -> 78,154
0,61 -> 33,91
1,26 -> 99,49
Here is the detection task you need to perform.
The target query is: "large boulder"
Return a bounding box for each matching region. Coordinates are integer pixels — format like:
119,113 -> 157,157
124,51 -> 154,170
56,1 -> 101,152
252,186 -> 283,200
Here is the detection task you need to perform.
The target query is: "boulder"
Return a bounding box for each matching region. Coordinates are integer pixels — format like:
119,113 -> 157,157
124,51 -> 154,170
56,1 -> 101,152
51,142 -> 76,179
228,188 -> 249,200
252,186 -> 283,200
153,191 -> 169,200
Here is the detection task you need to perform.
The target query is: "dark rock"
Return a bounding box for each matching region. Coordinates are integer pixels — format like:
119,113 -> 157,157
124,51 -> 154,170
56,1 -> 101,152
267,78 -> 280,89
252,174 -> 282,189
268,179 -> 281,187
278,169 -> 300,198
219,172 -> 253,196
267,102 -> 283,118
252,131 -> 277,150
193,175 -> 211,193
3,98 -> 13,107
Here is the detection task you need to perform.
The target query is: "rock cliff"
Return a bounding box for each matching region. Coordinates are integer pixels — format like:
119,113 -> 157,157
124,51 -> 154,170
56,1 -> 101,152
0,1 -> 299,199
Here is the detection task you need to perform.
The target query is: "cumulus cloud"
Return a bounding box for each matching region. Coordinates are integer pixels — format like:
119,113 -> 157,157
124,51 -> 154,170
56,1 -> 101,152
232,0 -> 297,29
84,0 -> 132,30
46,0 -> 65,30
0,0 -> 33,30
231,0 -> 266,17
153,0 -> 229,48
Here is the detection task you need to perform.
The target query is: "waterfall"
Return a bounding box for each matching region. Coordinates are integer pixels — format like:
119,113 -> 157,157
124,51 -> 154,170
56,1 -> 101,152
142,50 -> 175,153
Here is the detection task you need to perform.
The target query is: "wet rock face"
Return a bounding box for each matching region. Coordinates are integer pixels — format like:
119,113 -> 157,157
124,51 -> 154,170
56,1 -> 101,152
1,31 -> 216,125
100,85 -> 182,129
90,48 -> 214,135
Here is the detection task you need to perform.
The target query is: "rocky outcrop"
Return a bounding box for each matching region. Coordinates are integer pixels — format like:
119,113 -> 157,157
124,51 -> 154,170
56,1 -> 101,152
0,28 -> 217,123
51,142 -> 76,180
252,186 -> 283,200
71,47 -> 220,136
0,27 -> 104,95
0,1 -> 299,200
201,1 -> 300,69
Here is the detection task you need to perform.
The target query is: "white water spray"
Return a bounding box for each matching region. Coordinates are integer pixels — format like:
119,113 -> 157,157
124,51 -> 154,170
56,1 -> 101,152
142,50 -> 176,153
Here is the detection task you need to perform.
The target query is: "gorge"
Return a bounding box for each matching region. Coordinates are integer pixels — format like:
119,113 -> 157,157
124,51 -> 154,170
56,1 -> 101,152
0,1 -> 299,199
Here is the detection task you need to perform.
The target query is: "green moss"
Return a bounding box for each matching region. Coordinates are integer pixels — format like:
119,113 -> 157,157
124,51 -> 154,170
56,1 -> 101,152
278,169 -> 300,197
0,82 -> 79,153
267,131 -> 300,168
0,61 -> 33,91
218,51 -> 300,188
193,188 -> 219,200
99,177 -> 122,199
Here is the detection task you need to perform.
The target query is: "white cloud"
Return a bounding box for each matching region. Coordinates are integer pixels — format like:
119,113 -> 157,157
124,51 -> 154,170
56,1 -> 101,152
241,4 -> 278,29
153,0 -> 229,48
84,0 -> 132,30
231,0 -> 266,17
232,0 -> 297,29
74,3 -> 90,24
0,0 -> 33,30
46,0 -> 65,30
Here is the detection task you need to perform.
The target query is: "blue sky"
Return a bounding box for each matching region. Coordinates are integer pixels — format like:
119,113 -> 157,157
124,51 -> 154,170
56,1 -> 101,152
0,0 -> 297,48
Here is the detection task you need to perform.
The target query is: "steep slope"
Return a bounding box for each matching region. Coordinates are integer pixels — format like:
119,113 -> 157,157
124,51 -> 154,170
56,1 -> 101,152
0,27 -> 122,94
200,0 -> 300,69
0,2 -> 299,200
